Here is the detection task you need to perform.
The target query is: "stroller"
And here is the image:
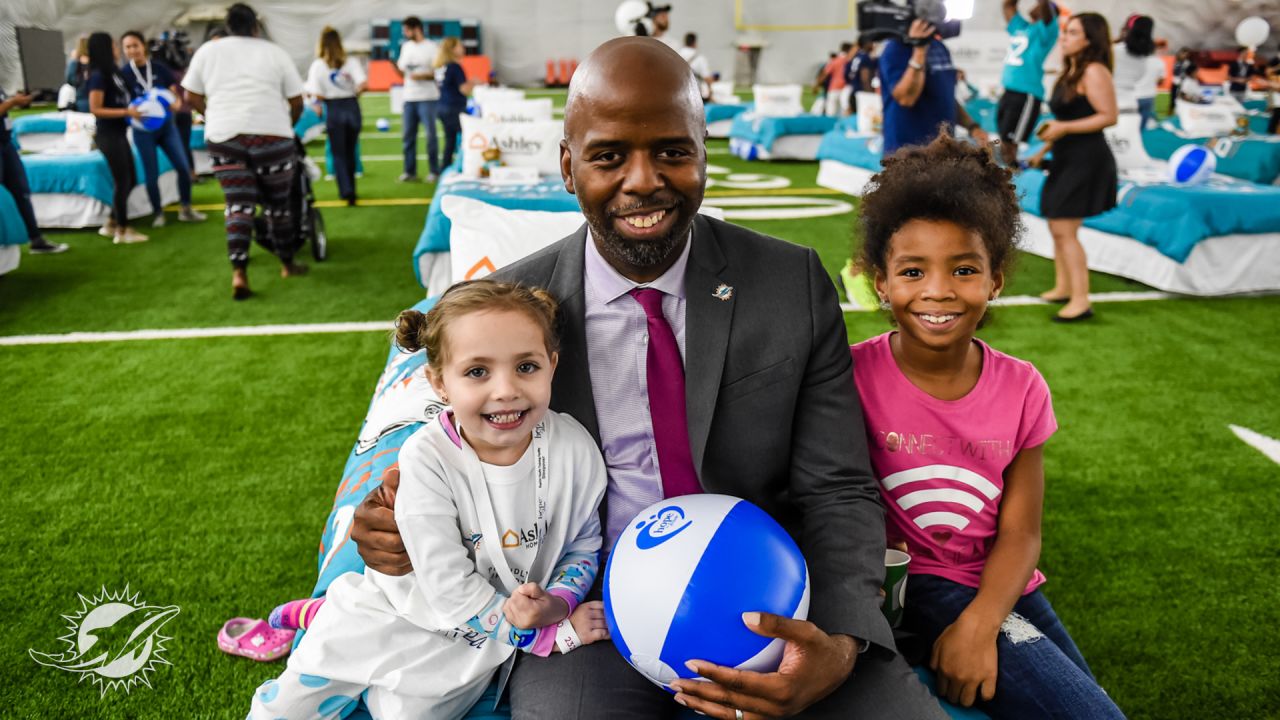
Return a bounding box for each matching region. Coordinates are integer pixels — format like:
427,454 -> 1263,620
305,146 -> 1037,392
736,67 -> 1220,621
252,137 -> 327,262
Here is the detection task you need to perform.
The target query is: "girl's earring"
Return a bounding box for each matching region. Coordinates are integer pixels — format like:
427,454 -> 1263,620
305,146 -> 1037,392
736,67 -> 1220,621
878,295 -> 890,310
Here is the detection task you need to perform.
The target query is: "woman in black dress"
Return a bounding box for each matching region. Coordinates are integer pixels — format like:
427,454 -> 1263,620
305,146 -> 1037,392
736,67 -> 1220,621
1028,13 -> 1117,322
87,32 -> 148,244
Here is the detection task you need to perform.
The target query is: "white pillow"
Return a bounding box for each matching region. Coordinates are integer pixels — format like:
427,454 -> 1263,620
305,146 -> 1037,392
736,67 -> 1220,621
444,195 -> 584,283
752,84 -> 803,117
443,196 -> 726,284
471,85 -> 526,113
460,114 -> 563,177
482,98 -> 554,123
855,91 -> 882,135
1102,113 -> 1158,172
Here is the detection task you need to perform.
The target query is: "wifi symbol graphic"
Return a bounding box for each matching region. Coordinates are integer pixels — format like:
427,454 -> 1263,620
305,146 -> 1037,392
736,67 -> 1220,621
880,464 -> 1001,532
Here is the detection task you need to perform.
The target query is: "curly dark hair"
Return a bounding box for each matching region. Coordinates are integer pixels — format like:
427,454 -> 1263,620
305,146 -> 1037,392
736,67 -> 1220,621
858,132 -> 1022,282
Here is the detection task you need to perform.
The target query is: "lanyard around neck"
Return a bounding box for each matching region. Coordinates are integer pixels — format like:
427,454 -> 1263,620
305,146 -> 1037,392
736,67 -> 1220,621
450,417 -> 550,594
129,60 -> 153,93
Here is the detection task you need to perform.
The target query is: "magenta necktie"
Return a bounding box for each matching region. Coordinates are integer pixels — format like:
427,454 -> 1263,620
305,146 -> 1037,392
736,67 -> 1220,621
631,288 -> 701,498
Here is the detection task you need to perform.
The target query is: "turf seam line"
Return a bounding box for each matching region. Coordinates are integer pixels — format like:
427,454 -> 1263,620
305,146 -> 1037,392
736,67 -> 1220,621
0,322 -> 393,346
0,291 -> 1205,345
842,290 -> 1176,312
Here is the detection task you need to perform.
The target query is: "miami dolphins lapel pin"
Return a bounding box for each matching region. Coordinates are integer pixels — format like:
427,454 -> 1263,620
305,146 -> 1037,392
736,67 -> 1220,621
712,283 -> 734,301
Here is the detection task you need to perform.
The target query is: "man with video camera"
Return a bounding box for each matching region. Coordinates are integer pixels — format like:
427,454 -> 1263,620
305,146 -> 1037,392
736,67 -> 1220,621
879,19 -> 989,156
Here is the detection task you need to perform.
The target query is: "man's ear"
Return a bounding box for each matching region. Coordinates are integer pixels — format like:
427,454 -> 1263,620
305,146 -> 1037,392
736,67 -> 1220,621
559,139 -> 575,195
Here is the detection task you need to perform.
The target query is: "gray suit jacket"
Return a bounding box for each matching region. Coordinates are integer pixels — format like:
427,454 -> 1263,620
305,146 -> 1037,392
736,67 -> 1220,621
494,214 -> 894,653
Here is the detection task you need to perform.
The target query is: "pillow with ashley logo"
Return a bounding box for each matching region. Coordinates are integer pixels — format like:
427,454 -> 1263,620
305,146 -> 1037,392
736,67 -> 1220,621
443,195 -> 728,285
444,195 -> 584,283
752,84 -> 803,118
460,114 -> 562,177
482,98 -> 554,123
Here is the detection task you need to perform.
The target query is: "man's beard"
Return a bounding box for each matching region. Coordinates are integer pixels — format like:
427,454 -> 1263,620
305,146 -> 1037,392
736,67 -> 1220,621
587,206 -> 690,271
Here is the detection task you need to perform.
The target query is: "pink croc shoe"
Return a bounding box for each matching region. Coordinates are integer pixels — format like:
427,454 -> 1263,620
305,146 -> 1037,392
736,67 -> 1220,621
217,617 -> 295,662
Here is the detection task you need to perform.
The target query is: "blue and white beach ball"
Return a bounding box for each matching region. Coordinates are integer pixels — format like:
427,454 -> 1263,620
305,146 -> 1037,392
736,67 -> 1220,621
129,89 -> 173,133
1167,144 -> 1216,186
604,494 -> 810,690
375,117 -> 391,132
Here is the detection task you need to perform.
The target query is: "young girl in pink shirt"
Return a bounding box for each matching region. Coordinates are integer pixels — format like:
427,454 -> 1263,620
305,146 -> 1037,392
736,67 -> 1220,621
850,134 -> 1124,719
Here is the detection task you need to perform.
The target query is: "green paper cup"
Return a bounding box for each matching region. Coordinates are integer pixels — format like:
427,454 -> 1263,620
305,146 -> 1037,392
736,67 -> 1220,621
882,549 -> 911,628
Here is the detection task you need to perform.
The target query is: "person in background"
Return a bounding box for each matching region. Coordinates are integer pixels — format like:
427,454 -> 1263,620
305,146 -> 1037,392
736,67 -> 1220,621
433,37 -> 473,172
0,88 -> 69,254
1027,12 -> 1117,323
182,2 -> 307,300
397,16 -> 441,183
1170,47 -> 1195,114
1111,14 -> 1163,129
307,26 -> 366,206
649,4 -> 679,50
1266,55 -> 1280,134
955,69 -> 980,104
818,43 -> 852,116
679,32 -> 714,103
64,36 -> 91,113
879,21 -> 989,155
846,37 -> 876,116
1228,47 -> 1255,103
120,30 -> 205,228
996,0 -> 1059,166
87,32 -> 148,245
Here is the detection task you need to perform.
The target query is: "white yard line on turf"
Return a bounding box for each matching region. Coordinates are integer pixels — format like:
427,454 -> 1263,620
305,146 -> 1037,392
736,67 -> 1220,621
1229,425 -> 1280,465
841,290 -> 1175,312
0,322 -> 392,346
0,292 -> 1198,346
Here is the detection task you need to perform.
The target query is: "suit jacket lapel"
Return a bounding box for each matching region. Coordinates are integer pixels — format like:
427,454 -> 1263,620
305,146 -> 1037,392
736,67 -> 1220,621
547,226 -> 602,445
684,215 -> 733,478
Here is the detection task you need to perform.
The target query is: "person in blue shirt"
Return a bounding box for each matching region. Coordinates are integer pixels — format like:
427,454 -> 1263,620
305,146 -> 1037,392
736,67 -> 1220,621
845,37 -> 877,117
879,21 -> 989,157
120,30 -> 205,228
997,0 -> 1059,166
433,37 -> 473,171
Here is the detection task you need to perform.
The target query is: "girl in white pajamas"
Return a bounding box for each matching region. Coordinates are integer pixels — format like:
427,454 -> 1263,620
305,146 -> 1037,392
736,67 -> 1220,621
250,280 -> 610,720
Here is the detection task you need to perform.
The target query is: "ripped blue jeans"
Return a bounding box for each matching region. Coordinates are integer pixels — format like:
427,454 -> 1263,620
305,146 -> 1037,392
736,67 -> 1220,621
904,574 -> 1126,720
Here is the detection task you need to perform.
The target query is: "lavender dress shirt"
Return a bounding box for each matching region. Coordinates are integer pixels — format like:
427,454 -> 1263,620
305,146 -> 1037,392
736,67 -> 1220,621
582,230 -> 691,548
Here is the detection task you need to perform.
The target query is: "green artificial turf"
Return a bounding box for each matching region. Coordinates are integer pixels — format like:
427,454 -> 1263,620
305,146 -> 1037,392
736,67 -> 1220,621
2,91 -> 1278,719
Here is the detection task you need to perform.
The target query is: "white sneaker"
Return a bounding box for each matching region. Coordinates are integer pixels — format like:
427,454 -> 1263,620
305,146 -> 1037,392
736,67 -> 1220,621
397,173 -> 419,183
98,221 -> 117,238
152,214 -> 167,228
178,207 -> 207,222
113,228 -> 149,244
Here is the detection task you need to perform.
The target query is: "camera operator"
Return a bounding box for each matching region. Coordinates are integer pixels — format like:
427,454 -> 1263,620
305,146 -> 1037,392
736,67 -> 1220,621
879,19 -> 988,156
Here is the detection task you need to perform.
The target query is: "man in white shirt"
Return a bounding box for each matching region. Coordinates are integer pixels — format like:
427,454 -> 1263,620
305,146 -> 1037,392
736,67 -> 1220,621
678,32 -> 713,102
183,2 -> 307,299
396,16 -> 441,182
649,4 -> 680,51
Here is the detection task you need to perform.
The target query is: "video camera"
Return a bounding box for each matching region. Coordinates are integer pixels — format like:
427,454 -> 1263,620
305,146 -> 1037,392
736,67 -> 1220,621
148,30 -> 192,70
856,0 -> 971,43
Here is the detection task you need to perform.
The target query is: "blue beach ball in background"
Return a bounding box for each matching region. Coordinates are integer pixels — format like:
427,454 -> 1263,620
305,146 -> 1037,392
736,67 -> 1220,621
375,118 -> 391,132
129,89 -> 172,133
1167,144 -> 1216,186
603,494 -> 810,691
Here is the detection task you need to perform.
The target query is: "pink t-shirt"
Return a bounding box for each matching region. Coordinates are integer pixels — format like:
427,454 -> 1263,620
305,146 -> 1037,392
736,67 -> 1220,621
851,332 -> 1056,595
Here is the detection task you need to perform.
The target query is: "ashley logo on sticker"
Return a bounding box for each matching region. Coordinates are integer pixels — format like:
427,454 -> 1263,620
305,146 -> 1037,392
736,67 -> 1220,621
635,505 -> 693,550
